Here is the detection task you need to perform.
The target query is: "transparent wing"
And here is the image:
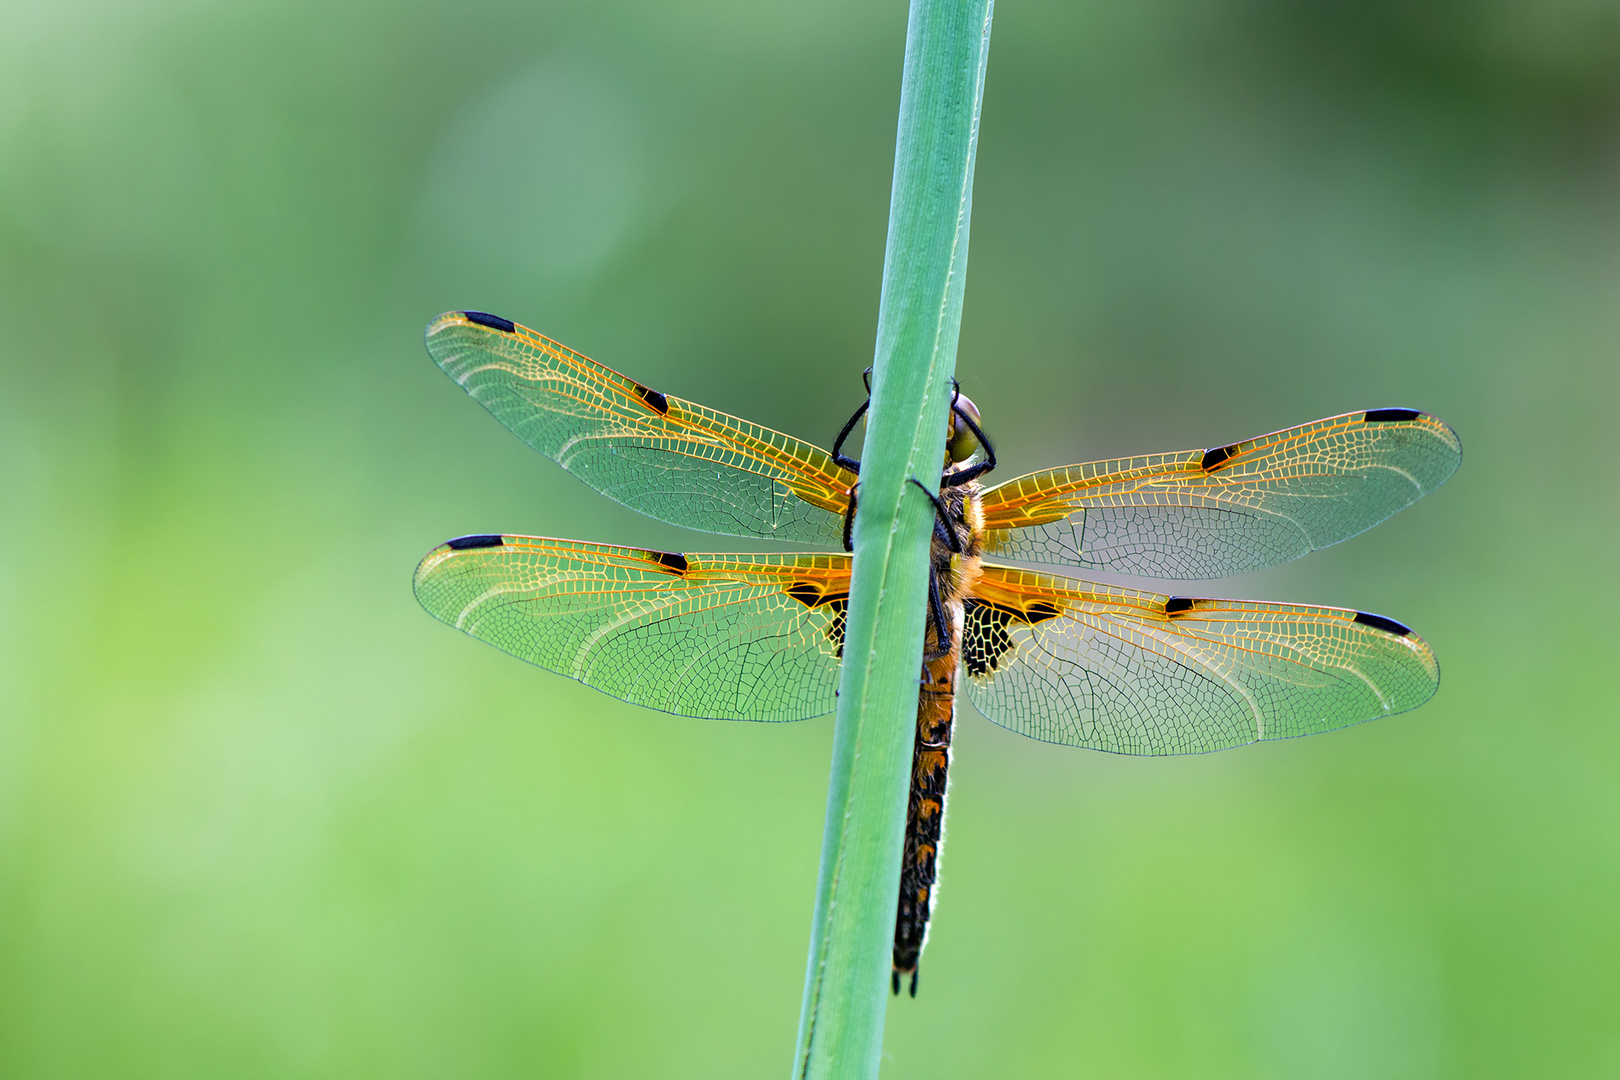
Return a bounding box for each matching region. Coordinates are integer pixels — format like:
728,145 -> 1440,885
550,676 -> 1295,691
980,410 -> 1461,577
414,534 -> 851,721
426,311 -> 850,544
963,563 -> 1439,755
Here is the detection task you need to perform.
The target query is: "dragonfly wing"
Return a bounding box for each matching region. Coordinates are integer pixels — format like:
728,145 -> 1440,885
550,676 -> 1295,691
962,563 -> 1439,755
414,535 -> 850,721
980,410 -> 1461,577
426,312 -> 850,544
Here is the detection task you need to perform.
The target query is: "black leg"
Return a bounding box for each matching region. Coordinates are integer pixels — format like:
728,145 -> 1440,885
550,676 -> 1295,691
891,971 -> 900,996
831,368 -> 875,476
841,486 -> 858,552
908,478 -> 961,554
924,566 -> 952,658
909,969 -> 918,998
830,398 -> 868,476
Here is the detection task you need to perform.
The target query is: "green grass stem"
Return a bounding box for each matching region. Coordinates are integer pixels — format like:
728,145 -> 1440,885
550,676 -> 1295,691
792,2 -> 994,1077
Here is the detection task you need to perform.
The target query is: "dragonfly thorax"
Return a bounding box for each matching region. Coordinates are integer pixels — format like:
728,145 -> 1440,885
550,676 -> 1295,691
932,481 -> 986,615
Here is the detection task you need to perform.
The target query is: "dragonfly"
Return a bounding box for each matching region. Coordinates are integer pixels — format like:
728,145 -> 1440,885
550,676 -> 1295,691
413,309 -> 1461,996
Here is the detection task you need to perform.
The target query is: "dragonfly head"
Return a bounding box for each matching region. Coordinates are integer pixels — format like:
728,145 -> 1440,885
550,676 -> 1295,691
946,392 -> 982,465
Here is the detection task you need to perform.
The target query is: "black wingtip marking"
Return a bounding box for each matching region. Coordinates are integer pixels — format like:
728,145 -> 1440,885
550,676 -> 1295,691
631,380 -> 670,415
1163,596 -> 1195,615
1200,443 -> 1239,471
649,550 -> 688,575
462,310 -> 515,333
1354,611 -> 1412,636
1363,408 -> 1422,423
447,534 -> 504,550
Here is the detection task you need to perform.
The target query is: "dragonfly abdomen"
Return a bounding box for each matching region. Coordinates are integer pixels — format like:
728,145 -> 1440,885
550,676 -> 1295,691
892,623 -> 960,996
893,479 -> 983,996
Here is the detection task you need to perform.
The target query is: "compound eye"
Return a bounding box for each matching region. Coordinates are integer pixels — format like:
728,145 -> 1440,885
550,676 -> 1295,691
946,393 -> 982,464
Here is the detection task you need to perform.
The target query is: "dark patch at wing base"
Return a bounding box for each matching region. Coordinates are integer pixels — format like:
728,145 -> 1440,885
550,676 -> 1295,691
1353,611 -> 1412,636
824,596 -> 848,658
785,584 -> 850,656
447,534 -> 505,550
462,311 -> 515,333
963,598 -> 1062,676
1363,408 -> 1422,423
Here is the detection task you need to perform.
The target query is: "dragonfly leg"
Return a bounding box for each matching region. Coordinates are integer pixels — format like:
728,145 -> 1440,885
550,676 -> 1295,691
910,969 -> 919,998
892,970 -> 901,995
830,368 -> 876,475
841,485 -> 858,553
910,479 -> 959,658
922,565 -> 953,660
830,399 -> 870,477
908,478 -> 962,555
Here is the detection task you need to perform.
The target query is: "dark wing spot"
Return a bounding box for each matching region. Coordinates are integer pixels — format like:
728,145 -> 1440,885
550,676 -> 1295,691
463,311 -> 515,333
648,551 -> 688,575
1363,408 -> 1422,423
447,534 -> 504,550
631,380 -> 670,415
1354,611 -> 1412,636
1163,596 -> 1195,615
1200,443 -> 1239,471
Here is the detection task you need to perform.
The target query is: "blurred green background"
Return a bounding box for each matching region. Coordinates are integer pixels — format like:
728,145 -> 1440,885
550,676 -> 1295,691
2,2 -> 1615,1077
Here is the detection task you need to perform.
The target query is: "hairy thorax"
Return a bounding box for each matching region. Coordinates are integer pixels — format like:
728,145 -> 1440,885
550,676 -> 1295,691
933,474 -> 986,615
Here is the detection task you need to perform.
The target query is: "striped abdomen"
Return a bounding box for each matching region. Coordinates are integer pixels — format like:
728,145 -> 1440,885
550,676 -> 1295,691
892,478 -> 981,996
891,605 -> 960,996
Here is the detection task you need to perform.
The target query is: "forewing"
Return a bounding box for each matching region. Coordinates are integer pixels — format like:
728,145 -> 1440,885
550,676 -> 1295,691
963,563 -> 1439,755
426,311 -> 850,544
414,534 -> 850,721
980,410 -> 1461,577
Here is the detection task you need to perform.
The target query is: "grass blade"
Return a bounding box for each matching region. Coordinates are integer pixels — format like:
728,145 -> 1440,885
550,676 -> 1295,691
793,2 -> 994,1077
